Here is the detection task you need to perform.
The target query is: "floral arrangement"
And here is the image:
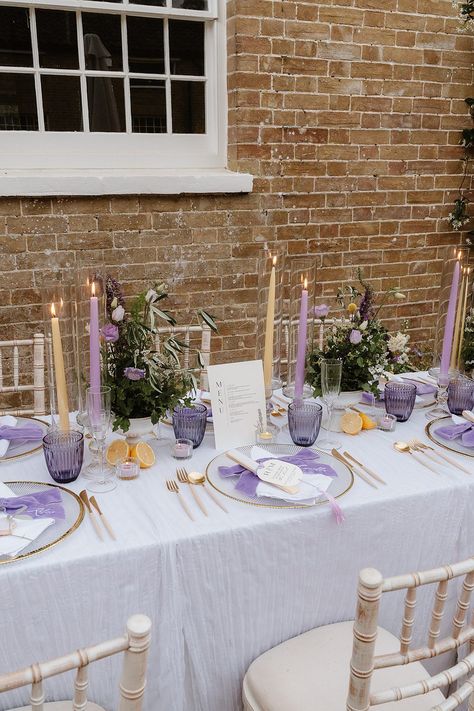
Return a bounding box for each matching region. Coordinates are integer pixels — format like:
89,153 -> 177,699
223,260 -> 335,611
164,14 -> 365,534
101,276 -> 217,432
461,307 -> 474,374
307,272 -> 412,396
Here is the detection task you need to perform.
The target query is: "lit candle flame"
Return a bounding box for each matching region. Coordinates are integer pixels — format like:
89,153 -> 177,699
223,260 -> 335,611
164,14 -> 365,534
272,255 -> 277,267
303,277 -> 308,290
458,250 -> 462,261
50,303 -> 56,317
91,281 -> 96,297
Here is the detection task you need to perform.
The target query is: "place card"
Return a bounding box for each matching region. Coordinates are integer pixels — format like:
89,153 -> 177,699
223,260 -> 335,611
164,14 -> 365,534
208,360 -> 267,450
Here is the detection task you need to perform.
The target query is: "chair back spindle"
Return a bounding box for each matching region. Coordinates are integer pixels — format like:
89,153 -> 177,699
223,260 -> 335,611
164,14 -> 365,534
0,335 -> 46,416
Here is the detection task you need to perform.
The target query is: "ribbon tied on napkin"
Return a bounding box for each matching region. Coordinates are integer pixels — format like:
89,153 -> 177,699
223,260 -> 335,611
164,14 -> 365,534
219,448 -> 344,523
0,488 -> 65,520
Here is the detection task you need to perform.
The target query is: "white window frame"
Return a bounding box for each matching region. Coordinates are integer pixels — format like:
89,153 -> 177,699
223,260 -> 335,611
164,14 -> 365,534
0,0 -> 232,175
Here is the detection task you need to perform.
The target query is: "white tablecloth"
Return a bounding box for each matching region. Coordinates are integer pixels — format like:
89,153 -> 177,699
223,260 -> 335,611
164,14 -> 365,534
0,400 -> 473,711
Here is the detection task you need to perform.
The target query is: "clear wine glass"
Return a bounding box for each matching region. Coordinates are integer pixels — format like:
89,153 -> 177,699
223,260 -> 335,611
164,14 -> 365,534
425,366 -> 459,421
84,385 -> 116,493
318,358 -> 342,451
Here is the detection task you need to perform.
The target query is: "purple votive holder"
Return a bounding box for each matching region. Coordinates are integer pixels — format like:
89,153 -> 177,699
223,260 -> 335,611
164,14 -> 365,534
43,430 -> 84,483
288,402 -> 322,447
384,382 -> 417,422
172,404 -> 207,448
447,377 -> 474,416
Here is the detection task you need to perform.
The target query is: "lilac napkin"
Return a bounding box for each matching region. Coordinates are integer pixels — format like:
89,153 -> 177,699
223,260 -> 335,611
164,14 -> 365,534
218,449 -> 337,498
435,421 -> 474,447
0,488 -> 65,520
0,425 -> 44,442
403,379 -> 437,395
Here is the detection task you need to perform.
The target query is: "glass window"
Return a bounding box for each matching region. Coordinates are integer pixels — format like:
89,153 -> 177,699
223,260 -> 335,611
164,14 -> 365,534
83,13 -> 123,72
171,80 -> 205,133
36,10 -> 79,70
0,7 -> 32,67
169,20 -> 204,76
131,78 -> 166,133
42,75 -> 82,131
127,16 -> 165,74
0,73 -> 37,130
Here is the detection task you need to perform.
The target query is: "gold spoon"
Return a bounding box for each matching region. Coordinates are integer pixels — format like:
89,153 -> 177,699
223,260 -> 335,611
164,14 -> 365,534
393,441 -> 439,475
188,471 -> 229,512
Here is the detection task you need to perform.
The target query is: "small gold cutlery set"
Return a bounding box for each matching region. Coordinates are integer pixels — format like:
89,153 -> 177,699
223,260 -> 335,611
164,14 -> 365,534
332,449 -> 386,489
393,439 -> 472,476
166,468 -> 228,521
79,490 -> 116,541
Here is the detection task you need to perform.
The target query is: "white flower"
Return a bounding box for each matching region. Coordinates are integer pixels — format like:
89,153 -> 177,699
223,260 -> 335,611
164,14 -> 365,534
145,289 -> 157,303
110,297 -> 118,309
359,320 -> 368,331
112,305 -> 125,322
388,332 -> 409,354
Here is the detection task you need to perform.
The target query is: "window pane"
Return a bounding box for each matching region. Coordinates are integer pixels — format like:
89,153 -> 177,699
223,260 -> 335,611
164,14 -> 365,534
87,77 -> 125,132
171,81 -> 204,133
42,75 -> 82,131
172,0 -> 208,9
130,79 -> 166,133
0,73 -> 37,130
36,10 -> 78,69
0,7 -> 32,67
83,13 -> 122,71
127,17 -> 164,74
129,0 -> 165,5
169,20 -> 204,76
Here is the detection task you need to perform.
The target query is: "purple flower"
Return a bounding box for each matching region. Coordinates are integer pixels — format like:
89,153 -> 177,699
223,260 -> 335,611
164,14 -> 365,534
100,323 -> 119,343
314,304 -> 329,319
124,367 -> 146,381
349,329 -> 362,345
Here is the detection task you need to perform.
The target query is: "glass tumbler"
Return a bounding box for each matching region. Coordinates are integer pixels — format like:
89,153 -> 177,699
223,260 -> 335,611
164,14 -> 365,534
43,430 -> 84,483
288,402 -> 323,447
447,377 -> 474,415
172,404 -> 208,448
384,382 -> 417,422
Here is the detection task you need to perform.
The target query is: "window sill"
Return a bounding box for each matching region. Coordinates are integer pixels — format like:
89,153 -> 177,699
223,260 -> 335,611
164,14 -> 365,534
0,169 -> 253,197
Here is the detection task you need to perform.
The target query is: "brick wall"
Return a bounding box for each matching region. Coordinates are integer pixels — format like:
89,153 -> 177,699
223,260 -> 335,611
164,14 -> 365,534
1,0 -> 473,378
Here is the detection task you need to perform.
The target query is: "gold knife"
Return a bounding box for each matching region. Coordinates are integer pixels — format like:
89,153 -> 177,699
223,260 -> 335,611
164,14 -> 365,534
331,449 -> 378,489
79,490 -> 104,541
343,451 -> 387,485
90,496 -> 116,540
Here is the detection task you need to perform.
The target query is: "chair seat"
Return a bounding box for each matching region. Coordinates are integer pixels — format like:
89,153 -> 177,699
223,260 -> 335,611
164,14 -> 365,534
243,620 -> 446,711
9,703 -> 105,711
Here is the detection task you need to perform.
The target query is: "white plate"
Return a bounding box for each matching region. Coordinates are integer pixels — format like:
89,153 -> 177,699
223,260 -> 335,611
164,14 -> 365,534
426,416 -> 474,458
206,444 -> 354,509
0,416 -> 48,462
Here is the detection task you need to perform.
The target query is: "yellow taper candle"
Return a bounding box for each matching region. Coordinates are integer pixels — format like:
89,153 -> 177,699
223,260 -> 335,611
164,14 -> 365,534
457,267 -> 471,369
451,265 -> 466,370
263,255 -> 277,396
50,302 -> 70,431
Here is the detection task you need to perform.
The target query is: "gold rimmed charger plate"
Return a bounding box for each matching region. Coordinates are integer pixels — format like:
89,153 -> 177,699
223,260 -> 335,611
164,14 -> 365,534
0,481 -> 84,565
425,416 -> 474,458
206,444 -> 354,509
0,416 -> 49,463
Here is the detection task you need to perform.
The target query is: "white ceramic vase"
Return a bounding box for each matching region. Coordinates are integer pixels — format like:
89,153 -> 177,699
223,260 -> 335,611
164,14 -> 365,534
118,416 -> 154,445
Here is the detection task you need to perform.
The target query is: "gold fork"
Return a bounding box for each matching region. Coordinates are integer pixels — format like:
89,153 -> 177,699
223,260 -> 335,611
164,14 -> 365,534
176,468 -> 208,516
410,438 -> 472,475
165,480 -> 195,521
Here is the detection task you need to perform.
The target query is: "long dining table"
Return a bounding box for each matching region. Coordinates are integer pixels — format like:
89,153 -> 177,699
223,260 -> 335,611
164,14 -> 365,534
1,390 -> 474,711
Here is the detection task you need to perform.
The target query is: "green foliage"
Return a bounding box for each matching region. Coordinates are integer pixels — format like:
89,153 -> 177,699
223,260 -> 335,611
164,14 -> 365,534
461,308 -> 474,373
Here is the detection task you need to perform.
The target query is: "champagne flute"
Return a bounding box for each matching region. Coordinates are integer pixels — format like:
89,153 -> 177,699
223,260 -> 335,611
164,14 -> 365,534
318,358 -> 342,451
84,385 -> 116,493
425,366 -> 458,421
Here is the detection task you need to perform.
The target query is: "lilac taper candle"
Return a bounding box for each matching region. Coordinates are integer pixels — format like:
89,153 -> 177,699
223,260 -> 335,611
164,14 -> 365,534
89,281 -> 101,390
294,278 -> 308,399
440,253 -> 461,381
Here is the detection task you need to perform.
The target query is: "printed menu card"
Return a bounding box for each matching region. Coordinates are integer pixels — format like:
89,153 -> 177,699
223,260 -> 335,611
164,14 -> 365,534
207,360 -> 267,450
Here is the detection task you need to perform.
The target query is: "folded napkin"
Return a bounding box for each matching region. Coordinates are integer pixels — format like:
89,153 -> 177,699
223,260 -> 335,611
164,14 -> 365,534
0,488 -> 65,520
435,416 -> 474,447
0,515 -> 54,558
0,417 -> 44,458
219,448 -> 343,521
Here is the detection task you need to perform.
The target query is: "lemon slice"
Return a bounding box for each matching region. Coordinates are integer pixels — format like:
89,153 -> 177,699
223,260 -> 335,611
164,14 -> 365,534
130,441 -> 156,469
340,412 -> 363,435
359,412 -> 377,430
106,439 -> 130,466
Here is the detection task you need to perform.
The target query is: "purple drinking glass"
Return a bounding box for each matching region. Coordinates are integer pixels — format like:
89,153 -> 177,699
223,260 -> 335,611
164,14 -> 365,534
43,430 -> 84,483
447,377 -> 474,416
172,404 -> 208,448
384,382 -> 417,422
288,402 -> 323,447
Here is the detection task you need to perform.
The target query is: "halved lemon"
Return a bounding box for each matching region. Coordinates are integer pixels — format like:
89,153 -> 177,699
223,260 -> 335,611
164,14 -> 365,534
130,441 -> 156,469
359,412 -> 377,430
106,439 -> 130,466
340,412 -> 363,435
